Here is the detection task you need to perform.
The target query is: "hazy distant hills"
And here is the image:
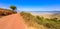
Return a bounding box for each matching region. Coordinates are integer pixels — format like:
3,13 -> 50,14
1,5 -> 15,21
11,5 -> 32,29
29,11 -> 60,19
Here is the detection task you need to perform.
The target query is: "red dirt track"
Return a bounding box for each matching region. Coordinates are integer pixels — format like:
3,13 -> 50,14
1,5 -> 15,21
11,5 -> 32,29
0,13 -> 26,29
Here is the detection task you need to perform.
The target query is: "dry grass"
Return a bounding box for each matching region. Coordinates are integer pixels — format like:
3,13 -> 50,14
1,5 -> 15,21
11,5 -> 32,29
0,8 -> 16,17
20,12 -> 49,29
20,12 -> 60,29
25,21 -> 48,29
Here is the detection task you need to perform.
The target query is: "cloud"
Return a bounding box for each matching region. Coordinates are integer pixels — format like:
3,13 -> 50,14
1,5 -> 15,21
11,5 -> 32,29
17,6 -> 60,11
0,3 -> 60,11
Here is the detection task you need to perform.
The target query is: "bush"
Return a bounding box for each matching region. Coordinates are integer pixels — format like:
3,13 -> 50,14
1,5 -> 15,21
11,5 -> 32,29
50,18 -> 58,22
36,15 -> 60,29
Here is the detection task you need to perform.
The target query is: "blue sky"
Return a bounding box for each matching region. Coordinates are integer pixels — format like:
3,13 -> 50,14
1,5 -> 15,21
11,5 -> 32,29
0,0 -> 60,11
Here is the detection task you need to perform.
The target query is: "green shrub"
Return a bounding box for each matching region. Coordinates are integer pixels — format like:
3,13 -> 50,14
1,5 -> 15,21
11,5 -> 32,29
36,15 -> 60,29
50,18 -> 58,22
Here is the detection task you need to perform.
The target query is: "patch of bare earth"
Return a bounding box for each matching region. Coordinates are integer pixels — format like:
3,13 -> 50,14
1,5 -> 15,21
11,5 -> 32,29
0,13 -> 26,29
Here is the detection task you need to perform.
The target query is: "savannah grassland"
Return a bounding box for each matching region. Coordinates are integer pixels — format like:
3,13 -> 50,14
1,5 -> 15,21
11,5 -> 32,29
20,12 -> 60,29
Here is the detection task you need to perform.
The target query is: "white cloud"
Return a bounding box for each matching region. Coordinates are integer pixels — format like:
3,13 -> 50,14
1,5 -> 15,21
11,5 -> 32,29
0,3 -> 60,11
17,6 -> 60,11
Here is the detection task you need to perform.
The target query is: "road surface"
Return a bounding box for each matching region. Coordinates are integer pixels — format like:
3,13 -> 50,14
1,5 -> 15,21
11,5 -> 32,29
0,13 -> 26,29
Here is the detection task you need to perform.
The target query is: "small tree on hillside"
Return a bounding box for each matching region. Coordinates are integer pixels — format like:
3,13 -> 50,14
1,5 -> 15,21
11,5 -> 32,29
10,5 -> 17,11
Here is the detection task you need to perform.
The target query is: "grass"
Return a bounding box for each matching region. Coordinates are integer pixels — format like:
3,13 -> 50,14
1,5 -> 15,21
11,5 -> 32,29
20,12 -> 60,29
36,16 -> 60,29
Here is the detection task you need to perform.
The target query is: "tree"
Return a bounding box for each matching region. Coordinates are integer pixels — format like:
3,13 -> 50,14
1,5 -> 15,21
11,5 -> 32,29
10,5 -> 16,11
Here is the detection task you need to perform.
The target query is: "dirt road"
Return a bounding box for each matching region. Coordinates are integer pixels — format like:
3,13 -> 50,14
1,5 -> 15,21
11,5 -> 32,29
0,13 -> 26,29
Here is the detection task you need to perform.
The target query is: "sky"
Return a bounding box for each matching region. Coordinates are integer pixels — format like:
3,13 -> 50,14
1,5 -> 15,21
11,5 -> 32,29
0,0 -> 60,11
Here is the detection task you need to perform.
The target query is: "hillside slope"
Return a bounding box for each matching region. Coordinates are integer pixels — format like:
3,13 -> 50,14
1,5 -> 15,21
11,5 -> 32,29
20,12 -> 60,29
0,8 -> 16,17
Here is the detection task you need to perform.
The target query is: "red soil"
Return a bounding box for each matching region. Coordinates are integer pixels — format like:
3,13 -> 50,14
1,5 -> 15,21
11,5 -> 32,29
0,13 -> 26,29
